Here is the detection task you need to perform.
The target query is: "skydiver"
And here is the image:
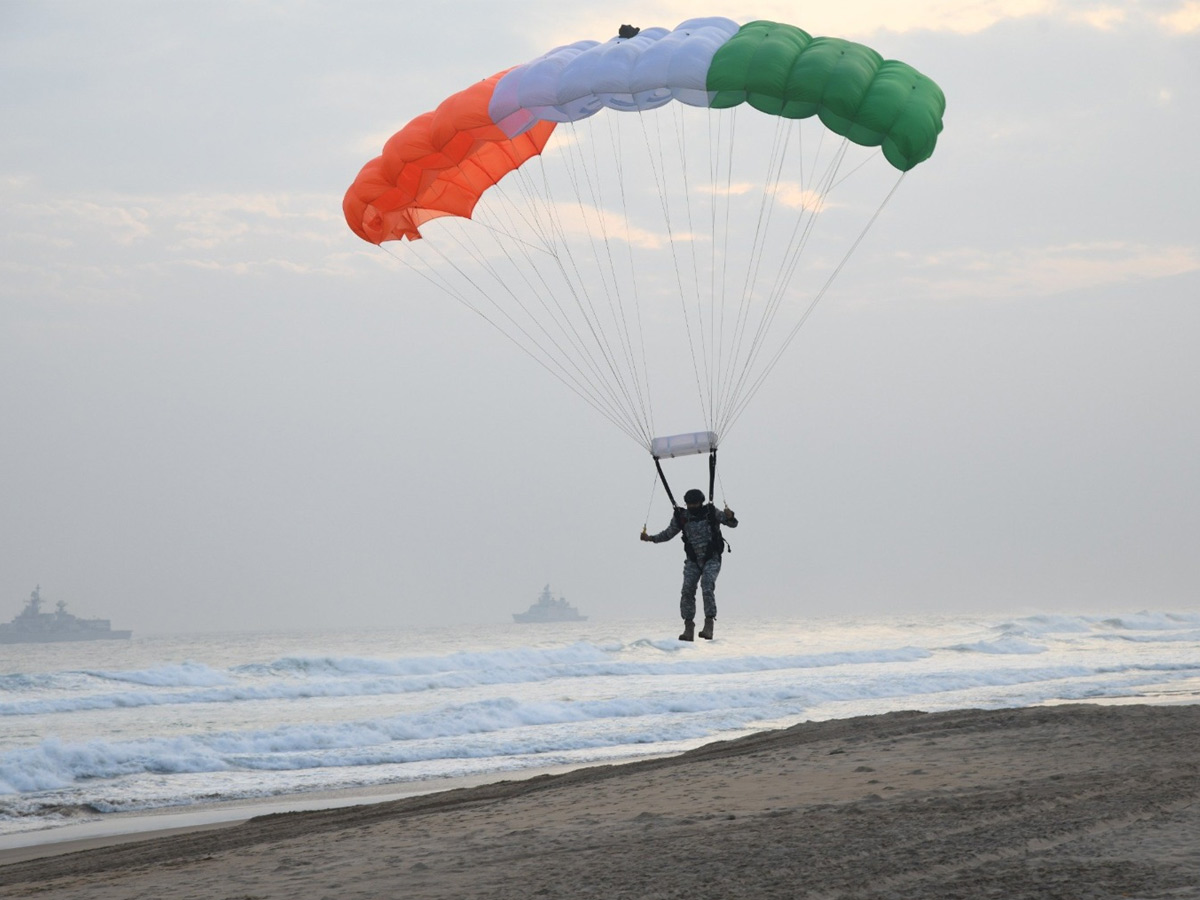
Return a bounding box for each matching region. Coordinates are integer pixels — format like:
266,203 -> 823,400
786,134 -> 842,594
640,488 -> 738,641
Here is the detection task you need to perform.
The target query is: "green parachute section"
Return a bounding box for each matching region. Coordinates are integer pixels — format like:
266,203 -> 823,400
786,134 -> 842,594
706,20 -> 945,171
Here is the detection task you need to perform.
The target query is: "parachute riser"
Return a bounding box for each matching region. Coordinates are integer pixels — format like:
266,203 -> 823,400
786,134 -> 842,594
652,456 -> 679,509
651,447 -> 718,513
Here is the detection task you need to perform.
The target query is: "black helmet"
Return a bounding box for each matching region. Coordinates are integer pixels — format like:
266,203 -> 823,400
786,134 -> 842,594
683,489 -> 705,505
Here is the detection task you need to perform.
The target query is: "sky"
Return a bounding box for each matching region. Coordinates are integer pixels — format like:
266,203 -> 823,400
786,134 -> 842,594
2,1 -> 1198,634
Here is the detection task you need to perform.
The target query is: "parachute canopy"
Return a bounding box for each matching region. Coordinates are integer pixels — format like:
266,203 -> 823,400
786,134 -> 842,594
345,18 -> 944,246
345,18 -> 945,452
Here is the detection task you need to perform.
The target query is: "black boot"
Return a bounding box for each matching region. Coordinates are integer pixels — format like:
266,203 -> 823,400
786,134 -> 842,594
698,617 -> 715,640
678,620 -> 695,641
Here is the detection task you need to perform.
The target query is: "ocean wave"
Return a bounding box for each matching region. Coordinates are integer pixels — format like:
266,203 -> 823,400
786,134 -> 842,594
238,642 -> 930,679
0,660 -> 1146,795
0,644 -> 933,718
1092,630 -> 1200,644
945,637 -> 1047,655
1094,612 -> 1200,631
995,615 -> 1092,637
995,611 -> 1200,639
0,673 -> 59,693
81,663 -> 232,687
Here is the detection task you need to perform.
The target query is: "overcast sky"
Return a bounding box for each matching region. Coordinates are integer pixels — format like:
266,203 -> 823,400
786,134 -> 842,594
2,1 -> 1198,634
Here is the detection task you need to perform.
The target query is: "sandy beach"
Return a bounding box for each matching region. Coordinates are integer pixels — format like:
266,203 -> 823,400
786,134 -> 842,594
3,703 -> 1199,899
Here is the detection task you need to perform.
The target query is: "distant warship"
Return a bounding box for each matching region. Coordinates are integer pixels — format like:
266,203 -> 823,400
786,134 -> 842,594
512,584 -> 587,623
0,586 -> 132,643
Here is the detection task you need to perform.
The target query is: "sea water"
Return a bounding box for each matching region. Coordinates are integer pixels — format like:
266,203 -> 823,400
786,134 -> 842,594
3,611 -> 1200,845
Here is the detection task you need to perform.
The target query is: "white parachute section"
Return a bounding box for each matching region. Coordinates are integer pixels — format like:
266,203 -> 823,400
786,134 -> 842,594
488,18 -> 741,134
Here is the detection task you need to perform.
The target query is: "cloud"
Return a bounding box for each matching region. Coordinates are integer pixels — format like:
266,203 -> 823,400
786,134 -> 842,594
693,181 -> 829,213
530,0 -> 1200,46
464,200 -> 700,251
1159,1 -> 1200,32
531,2 -> 1042,42
889,241 -> 1200,300
2,194 -> 152,248
1063,5 -> 1129,30
1052,1 -> 1199,33
0,181 -> 354,302
773,184 -> 831,213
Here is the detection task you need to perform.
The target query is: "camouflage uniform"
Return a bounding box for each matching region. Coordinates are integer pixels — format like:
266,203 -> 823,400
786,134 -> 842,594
646,506 -> 738,620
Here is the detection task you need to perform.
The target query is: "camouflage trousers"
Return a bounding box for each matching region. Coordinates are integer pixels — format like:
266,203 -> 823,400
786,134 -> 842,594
680,556 -> 722,621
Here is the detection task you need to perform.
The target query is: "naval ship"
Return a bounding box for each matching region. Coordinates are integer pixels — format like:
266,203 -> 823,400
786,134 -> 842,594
0,586 -> 132,644
512,584 -> 587,623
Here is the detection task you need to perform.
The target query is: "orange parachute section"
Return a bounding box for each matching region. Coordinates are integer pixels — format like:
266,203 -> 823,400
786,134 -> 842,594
344,70 -> 557,244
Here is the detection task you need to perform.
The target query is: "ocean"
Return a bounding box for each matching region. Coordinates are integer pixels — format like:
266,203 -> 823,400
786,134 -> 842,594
3,611 -> 1200,848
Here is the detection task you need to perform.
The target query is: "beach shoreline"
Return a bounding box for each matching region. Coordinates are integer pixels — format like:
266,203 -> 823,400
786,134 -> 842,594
0,757 -> 636,865
3,703 -> 1199,899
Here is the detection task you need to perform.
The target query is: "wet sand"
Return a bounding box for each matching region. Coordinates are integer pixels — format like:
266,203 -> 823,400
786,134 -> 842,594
3,704 -> 1199,899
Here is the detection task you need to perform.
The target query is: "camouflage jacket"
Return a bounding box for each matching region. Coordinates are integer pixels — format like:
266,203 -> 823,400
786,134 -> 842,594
647,504 -> 738,562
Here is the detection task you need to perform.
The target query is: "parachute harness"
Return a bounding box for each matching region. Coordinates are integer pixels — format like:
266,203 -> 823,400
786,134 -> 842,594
648,448 -> 730,559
